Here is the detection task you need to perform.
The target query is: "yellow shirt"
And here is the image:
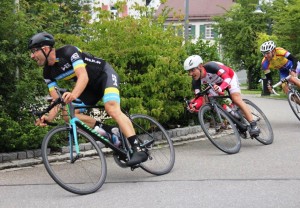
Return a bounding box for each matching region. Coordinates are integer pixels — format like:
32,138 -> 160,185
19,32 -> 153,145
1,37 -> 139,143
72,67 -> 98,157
261,47 -> 292,74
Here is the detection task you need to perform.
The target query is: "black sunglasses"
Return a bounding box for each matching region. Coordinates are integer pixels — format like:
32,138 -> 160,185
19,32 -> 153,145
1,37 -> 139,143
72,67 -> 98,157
262,51 -> 271,55
30,48 -> 41,54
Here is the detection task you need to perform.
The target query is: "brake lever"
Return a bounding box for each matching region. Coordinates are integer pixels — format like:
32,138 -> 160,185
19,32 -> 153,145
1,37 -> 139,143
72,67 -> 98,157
208,83 -> 224,95
184,97 -> 190,106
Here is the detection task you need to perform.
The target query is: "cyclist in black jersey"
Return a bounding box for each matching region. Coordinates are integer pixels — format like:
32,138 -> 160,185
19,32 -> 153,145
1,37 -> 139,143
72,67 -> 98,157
28,32 -> 147,166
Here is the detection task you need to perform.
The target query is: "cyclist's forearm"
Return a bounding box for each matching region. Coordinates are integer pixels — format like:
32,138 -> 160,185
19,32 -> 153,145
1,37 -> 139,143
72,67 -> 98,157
72,67 -> 89,99
46,107 -> 59,121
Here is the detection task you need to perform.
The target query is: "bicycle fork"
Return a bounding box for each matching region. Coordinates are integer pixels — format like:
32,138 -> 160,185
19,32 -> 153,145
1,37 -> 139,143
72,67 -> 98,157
292,91 -> 300,112
69,118 -> 81,163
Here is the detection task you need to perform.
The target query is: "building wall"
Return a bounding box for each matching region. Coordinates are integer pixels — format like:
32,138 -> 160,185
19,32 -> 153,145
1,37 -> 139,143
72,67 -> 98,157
156,0 -> 235,42
82,0 -> 161,21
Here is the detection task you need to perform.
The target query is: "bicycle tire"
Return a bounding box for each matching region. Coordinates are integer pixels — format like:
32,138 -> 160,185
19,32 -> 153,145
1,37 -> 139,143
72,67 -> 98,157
198,104 -> 241,154
287,91 -> 300,121
130,114 -> 175,175
41,125 -> 107,195
243,99 -> 274,145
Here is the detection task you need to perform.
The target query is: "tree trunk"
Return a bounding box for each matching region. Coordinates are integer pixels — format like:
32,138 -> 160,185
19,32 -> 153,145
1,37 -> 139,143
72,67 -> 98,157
246,65 -> 261,90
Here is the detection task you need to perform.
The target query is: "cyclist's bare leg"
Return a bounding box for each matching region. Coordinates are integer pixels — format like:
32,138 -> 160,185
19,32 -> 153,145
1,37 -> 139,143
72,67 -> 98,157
76,113 -> 97,127
231,92 -> 260,136
104,100 -> 135,138
230,92 -> 253,122
91,74 -> 146,164
105,100 -> 147,165
61,107 -> 97,127
62,109 -> 96,128
282,83 -> 289,94
289,71 -> 300,88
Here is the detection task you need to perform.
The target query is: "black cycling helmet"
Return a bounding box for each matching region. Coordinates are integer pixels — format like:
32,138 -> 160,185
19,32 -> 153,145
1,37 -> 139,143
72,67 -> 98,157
28,32 -> 55,49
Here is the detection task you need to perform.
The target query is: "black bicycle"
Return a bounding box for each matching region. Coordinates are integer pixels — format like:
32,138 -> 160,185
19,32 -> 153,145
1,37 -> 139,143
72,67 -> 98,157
271,75 -> 300,121
31,87 -> 175,195
196,84 -> 273,154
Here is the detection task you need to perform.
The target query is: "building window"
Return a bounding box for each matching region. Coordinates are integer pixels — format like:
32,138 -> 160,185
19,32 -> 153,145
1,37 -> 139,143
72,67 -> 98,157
205,24 -> 214,39
200,24 -> 217,40
189,25 -> 196,38
111,6 -> 118,19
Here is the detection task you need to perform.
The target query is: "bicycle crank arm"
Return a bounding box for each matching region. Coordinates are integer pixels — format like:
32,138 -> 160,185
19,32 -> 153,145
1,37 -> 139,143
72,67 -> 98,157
140,139 -> 155,148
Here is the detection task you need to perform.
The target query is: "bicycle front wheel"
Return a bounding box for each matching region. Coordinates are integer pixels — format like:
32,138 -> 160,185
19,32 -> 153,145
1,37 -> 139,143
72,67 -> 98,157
243,99 -> 274,145
130,114 -> 175,175
198,104 -> 241,154
287,90 -> 300,121
41,125 -> 107,195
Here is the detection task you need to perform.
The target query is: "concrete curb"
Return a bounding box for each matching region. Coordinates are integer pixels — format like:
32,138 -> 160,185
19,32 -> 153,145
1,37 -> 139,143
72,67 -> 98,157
0,125 -> 205,171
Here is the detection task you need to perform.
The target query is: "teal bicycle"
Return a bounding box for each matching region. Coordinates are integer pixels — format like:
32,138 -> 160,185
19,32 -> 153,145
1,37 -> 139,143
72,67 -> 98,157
32,87 -> 175,195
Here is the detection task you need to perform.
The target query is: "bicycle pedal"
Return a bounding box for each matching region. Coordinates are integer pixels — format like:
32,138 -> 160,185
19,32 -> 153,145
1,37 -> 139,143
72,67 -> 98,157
130,164 -> 140,171
250,134 -> 259,139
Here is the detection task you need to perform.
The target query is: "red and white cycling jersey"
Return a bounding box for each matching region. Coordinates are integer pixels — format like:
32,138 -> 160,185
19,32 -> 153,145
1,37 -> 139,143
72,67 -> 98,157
192,61 -> 240,95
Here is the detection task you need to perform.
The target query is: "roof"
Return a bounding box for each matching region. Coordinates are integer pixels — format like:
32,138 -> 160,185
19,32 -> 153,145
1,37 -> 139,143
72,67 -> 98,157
156,0 -> 235,20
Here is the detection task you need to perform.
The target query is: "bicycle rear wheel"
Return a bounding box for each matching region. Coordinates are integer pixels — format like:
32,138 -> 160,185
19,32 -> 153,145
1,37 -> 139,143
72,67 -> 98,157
287,90 -> 300,121
130,114 -> 175,175
243,99 -> 274,145
41,125 -> 107,195
198,104 -> 241,154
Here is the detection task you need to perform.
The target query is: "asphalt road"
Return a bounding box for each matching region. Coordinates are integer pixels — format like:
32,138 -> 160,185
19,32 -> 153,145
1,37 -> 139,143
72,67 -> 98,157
0,95 -> 299,208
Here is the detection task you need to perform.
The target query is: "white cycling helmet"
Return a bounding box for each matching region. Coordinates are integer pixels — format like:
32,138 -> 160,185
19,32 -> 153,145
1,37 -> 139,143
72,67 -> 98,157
184,55 -> 203,71
260,41 -> 276,53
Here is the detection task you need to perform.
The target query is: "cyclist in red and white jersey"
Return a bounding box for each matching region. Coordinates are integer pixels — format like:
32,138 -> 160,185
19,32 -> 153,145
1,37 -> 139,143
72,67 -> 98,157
184,55 -> 260,137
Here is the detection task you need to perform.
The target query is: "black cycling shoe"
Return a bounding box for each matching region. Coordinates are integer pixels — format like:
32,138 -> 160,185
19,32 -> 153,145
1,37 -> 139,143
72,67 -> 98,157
249,121 -> 260,137
126,150 -> 148,166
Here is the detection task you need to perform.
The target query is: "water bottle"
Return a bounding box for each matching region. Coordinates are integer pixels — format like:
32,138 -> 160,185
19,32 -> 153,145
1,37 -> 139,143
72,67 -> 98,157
94,126 -> 109,137
111,127 -> 121,147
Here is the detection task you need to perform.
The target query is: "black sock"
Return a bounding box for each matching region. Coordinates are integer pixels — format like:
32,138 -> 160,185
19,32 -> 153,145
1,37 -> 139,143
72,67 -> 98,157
250,121 -> 257,126
94,121 -> 101,128
94,121 -> 113,133
128,135 -> 137,147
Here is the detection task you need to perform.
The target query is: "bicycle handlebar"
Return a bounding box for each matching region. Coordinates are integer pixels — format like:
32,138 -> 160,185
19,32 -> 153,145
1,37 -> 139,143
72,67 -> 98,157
272,75 -> 292,88
30,87 -> 68,125
196,84 -> 213,97
195,84 -> 227,97
271,75 -> 292,95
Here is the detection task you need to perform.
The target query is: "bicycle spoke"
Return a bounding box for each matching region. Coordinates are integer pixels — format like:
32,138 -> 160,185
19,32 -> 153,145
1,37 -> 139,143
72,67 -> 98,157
198,105 -> 241,154
42,126 -> 107,195
243,99 -> 273,145
130,114 -> 175,175
288,91 -> 300,121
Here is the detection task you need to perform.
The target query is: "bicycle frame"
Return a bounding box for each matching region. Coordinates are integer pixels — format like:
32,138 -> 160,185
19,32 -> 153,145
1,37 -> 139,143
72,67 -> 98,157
206,95 -> 248,132
271,75 -> 300,95
33,87 -> 158,165
66,102 -> 129,162
31,87 -> 130,162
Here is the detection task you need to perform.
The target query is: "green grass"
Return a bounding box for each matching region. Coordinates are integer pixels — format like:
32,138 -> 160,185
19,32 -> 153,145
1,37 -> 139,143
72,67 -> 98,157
241,89 -> 261,95
241,87 -> 287,100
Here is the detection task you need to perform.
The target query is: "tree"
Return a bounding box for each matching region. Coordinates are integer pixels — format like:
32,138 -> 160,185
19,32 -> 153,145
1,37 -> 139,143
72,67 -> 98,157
213,0 -> 267,89
270,0 -> 300,57
0,0 -> 87,152
0,0 -> 221,152
80,13 -> 190,126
